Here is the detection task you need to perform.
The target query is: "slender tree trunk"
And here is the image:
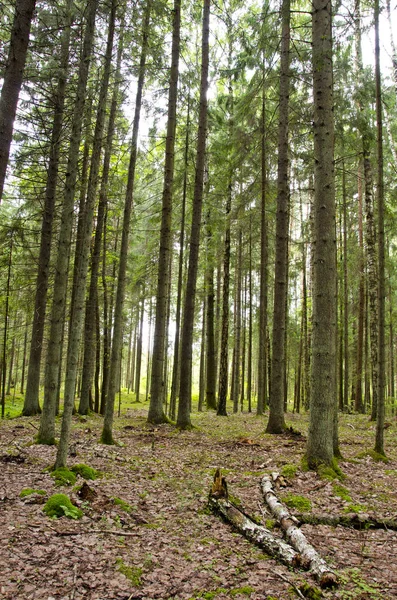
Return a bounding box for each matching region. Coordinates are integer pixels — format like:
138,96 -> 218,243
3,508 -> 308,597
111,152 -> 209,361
1,235 -> 12,418
94,297 -> 100,413
101,1 -> 151,444
247,219 -> 253,413
240,273 -> 247,412
177,0 -> 210,429
232,228 -> 242,413
374,0 -> 386,455
22,0 -> 72,416
307,0 -> 336,468
169,96 -> 190,420
55,0 -> 116,468
342,162 -> 349,411
37,0 -> 98,445
198,298 -> 206,412
217,185 -> 231,417
79,15 -> 123,414
20,321 -> 28,394
148,0 -> 181,423
205,211 -> 217,410
135,295 -> 145,403
354,160 -> 365,412
0,0 -> 36,202
257,80 -> 268,416
266,0 -> 290,433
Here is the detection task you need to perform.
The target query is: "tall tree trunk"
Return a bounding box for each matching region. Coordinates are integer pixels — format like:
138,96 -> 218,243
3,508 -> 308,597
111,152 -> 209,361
374,0 -> 386,455
342,161 -> 350,411
177,0 -> 210,429
55,0 -> 117,468
20,321 -> 28,394
205,211 -> 217,410
37,0 -> 98,445
306,0 -> 336,468
266,0 -> 290,433
23,0 -> 73,416
232,227 -> 242,413
148,0 -> 181,423
1,235 -> 13,418
79,16 -> 123,414
354,159 -> 365,412
135,294 -> 145,403
198,298 -> 206,412
0,0 -> 36,202
217,187 -> 231,417
101,1 -> 151,444
169,96 -> 190,420
257,79 -> 268,416
247,218 -> 253,413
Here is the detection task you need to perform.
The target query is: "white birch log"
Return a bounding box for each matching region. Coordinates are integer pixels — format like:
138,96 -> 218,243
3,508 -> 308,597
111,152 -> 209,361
208,494 -> 299,567
261,473 -> 338,588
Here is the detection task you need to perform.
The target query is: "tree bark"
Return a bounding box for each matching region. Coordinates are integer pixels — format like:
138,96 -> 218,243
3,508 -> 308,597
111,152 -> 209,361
169,96 -> 190,420
0,0 -> 36,202
257,80 -> 268,416
261,474 -> 338,587
37,0 -> 98,445
148,0 -> 181,424
177,0 -> 210,429
79,16 -> 123,414
101,1 -> 151,444
307,0 -> 336,468
23,0 -> 73,416
267,0 -> 290,433
55,0 -> 116,468
374,0 -> 386,455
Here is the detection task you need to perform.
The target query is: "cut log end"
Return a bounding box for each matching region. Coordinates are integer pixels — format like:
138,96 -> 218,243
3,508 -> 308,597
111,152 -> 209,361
320,572 -> 339,589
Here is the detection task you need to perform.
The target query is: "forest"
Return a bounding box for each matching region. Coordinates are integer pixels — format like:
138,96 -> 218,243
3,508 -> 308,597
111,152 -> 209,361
1,0 -> 397,597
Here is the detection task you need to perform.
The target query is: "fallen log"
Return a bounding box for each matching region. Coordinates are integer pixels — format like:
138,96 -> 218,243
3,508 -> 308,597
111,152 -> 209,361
294,512 -> 397,531
261,473 -> 338,588
209,469 -> 299,568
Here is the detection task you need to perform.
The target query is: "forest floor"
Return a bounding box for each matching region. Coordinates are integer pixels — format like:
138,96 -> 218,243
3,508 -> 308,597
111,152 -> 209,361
1,400 -> 397,600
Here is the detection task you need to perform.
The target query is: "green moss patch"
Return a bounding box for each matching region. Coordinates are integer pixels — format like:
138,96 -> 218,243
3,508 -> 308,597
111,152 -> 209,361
281,464 -> 298,478
333,484 -> 352,502
51,467 -> 77,486
356,449 -> 389,463
71,463 -> 100,480
282,493 -> 312,512
43,494 -> 82,519
112,496 -> 132,513
19,488 -> 46,498
116,558 -> 142,586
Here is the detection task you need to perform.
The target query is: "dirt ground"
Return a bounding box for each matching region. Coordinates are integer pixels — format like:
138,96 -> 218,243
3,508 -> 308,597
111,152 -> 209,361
1,408 -> 397,600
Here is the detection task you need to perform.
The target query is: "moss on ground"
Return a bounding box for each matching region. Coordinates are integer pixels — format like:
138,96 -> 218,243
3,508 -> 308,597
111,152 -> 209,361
71,463 -> 100,479
43,493 -> 82,519
19,488 -> 46,498
333,484 -> 352,502
356,449 -> 389,463
281,464 -> 298,478
112,496 -> 132,513
51,467 -> 77,486
282,493 -> 312,512
116,558 -> 142,586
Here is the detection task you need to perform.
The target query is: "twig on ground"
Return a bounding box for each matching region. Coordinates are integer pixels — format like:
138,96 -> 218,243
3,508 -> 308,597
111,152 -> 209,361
275,571 -> 305,599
